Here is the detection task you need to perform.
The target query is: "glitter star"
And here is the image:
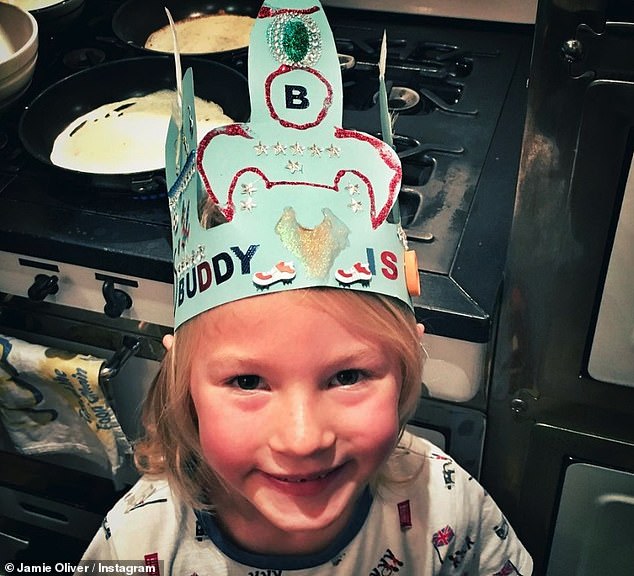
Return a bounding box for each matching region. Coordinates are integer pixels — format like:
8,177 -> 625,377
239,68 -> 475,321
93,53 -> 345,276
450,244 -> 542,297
240,197 -> 257,212
290,142 -> 305,156
348,199 -> 363,213
192,245 -> 204,265
254,141 -> 268,156
286,160 -> 303,174
326,144 -> 341,157
273,142 -> 287,155
309,144 -> 323,157
345,183 -> 360,195
241,182 -> 257,196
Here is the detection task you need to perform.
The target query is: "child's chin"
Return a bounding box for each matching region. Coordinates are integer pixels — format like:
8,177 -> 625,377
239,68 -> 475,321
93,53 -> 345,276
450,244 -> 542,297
254,483 -> 358,535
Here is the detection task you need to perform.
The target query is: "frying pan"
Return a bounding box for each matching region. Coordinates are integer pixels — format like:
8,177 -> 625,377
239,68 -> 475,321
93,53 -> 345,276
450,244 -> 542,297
112,0 -> 262,61
9,0 -> 84,22
19,56 -> 250,192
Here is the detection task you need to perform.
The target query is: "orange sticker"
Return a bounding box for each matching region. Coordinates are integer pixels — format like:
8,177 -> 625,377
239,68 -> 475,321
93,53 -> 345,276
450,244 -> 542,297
404,250 -> 421,297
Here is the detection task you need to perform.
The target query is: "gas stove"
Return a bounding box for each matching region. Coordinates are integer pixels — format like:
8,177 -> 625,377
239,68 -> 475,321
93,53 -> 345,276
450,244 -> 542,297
0,0 -> 532,346
330,14 -> 531,342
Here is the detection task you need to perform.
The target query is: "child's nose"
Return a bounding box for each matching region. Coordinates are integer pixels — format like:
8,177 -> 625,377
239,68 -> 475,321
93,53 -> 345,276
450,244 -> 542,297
269,391 -> 336,456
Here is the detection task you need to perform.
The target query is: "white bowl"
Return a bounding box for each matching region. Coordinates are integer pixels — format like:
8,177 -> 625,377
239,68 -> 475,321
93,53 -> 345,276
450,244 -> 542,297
0,2 -> 38,107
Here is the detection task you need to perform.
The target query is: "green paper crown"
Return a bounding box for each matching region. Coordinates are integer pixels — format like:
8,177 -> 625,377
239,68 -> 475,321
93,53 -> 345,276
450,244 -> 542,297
165,0 -> 419,329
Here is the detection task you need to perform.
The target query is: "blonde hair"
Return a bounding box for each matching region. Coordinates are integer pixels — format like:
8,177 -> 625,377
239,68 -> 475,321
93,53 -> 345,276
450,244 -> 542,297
135,288 -> 423,509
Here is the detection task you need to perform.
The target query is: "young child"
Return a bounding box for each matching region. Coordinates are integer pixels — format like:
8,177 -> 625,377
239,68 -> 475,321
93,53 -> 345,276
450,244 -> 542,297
80,1 -> 533,573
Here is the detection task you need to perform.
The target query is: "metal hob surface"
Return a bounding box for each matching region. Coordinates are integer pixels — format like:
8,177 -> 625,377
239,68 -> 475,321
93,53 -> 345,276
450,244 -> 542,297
0,2 -> 532,341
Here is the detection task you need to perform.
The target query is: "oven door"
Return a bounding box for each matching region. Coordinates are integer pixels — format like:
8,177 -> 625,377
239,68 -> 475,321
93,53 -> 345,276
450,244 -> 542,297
482,1 -> 634,573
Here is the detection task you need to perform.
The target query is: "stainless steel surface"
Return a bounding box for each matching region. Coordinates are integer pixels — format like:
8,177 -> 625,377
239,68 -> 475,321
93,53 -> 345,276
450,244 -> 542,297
0,250 -> 174,326
482,0 -> 634,572
546,463 -> 634,575
587,155 -> 634,386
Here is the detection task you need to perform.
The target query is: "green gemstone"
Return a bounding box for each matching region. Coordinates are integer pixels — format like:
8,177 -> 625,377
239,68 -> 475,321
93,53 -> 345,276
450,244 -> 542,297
282,19 -> 310,63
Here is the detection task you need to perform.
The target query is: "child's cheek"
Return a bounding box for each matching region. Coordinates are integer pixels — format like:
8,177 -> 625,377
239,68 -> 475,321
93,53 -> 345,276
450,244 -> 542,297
195,398 -> 261,471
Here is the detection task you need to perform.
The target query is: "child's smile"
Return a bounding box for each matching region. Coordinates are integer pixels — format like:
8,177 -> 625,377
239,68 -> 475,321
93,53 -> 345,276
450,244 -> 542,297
260,463 -> 346,498
189,291 -> 402,555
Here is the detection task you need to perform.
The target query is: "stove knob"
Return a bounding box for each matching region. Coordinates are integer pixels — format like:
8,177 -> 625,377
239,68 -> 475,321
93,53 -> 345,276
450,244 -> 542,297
561,39 -> 583,63
102,280 -> 133,318
28,274 -> 59,301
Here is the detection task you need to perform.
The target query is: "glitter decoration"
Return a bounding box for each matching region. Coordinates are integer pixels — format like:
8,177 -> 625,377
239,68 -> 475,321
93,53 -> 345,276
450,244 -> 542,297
286,160 -> 303,173
179,199 -> 191,252
349,199 -> 363,213
290,142 -> 305,155
171,210 -> 179,234
326,144 -> 341,157
273,142 -> 287,155
275,207 -> 350,279
175,244 -> 206,277
267,13 -> 322,67
254,141 -> 269,155
397,225 -> 409,249
193,245 -> 205,264
241,182 -> 257,196
309,144 -> 323,157
240,197 -> 257,212
168,151 -> 196,212
283,19 -> 309,62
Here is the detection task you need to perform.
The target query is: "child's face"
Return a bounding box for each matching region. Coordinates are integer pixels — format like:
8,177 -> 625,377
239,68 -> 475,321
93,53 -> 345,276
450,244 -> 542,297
189,291 -> 402,554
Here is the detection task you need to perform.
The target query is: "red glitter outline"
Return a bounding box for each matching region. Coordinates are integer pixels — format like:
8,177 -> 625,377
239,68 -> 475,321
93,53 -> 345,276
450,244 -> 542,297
265,65 -> 333,130
197,124 -> 252,222
258,6 -> 320,18
197,125 -> 400,229
335,127 -> 401,228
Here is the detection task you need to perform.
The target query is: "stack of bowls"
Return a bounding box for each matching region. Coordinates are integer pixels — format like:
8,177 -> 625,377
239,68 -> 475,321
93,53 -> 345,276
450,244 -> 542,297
0,2 -> 38,109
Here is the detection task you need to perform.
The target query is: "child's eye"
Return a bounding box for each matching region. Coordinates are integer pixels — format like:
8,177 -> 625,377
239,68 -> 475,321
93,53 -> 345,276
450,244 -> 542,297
231,375 -> 262,390
332,369 -> 363,387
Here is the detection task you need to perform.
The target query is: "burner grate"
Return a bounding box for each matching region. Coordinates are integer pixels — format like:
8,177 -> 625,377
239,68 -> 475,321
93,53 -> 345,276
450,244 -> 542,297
336,32 -> 476,115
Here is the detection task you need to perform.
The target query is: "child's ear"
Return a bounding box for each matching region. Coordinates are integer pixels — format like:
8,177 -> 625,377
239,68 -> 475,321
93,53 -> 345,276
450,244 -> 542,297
162,333 -> 174,352
416,323 -> 425,339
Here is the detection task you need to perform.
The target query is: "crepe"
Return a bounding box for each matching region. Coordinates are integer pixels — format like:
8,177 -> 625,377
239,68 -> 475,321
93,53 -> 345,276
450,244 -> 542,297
50,90 -> 232,174
145,14 -> 255,54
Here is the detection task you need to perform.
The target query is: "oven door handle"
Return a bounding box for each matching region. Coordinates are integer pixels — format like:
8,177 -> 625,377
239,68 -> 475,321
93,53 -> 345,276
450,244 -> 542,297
100,336 -> 141,383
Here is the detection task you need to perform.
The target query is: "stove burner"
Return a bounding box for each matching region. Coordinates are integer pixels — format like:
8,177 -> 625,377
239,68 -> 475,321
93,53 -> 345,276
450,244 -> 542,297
408,42 -> 475,78
342,59 -> 469,114
338,53 -> 356,72
63,48 -> 107,72
373,86 -> 420,112
392,135 -> 436,187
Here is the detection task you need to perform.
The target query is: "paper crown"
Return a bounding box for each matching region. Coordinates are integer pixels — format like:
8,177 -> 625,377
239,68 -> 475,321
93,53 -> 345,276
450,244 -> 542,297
165,0 -> 420,329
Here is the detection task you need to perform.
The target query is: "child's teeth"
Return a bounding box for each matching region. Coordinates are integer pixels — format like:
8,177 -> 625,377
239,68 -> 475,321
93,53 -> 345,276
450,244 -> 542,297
284,472 -> 327,482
